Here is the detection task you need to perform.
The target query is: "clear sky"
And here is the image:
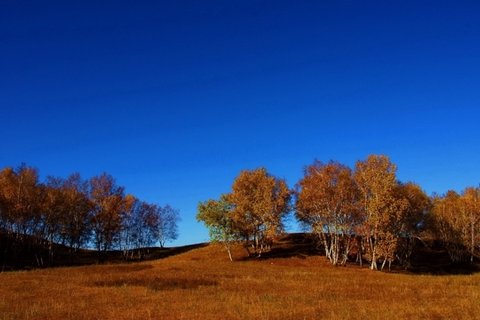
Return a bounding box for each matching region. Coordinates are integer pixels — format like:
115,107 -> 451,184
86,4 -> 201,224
1,0 -> 479,246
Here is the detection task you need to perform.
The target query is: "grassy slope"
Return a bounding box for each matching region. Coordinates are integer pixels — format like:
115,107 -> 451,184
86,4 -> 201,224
0,238 -> 479,320
0,231 -> 208,270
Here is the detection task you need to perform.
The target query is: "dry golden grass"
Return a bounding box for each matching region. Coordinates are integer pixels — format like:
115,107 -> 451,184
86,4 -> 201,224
1,244 -> 479,320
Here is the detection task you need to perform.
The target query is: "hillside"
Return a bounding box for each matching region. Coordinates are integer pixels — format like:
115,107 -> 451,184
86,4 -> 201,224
0,230 -> 207,271
261,233 -> 480,275
2,231 -> 478,274
1,234 -> 479,320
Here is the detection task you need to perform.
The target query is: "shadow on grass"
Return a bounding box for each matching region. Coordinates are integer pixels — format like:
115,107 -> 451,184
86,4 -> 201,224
94,277 -> 217,291
408,263 -> 480,275
144,243 -> 209,260
407,241 -> 480,275
239,233 -> 480,275
239,233 -> 322,261
0,232 -> 208,272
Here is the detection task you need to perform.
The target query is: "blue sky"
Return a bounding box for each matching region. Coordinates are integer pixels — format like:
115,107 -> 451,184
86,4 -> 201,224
1,0 -> 479,246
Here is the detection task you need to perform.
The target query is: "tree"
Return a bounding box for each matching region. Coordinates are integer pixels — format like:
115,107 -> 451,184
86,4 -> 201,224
354,155 -> 406,270
0,165 -> 43,236
197,195 -> 237,261
122,197 -> 142,252
42,177 -> 65,244
0,167 -> 19,232
393,182 -> 431,268
296,161 -> 361,265
89,173 -> 130,252
121,199 -> 179,255
59,174 -> 93,250
0,165 -> 45,267
156,205 -> 180,248
227,168 -> 291,256
432,191 -> 466,262
122,198 -> 157,258
433,187 -> 480,263
462,187 -> 480,263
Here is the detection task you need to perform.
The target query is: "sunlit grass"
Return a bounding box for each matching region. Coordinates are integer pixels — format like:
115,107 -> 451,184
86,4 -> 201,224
1,244 -> 479,320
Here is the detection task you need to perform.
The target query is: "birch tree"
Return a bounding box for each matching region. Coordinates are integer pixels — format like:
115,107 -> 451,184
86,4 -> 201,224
296,161 -> 361,265
393,182 -> 431,268
0,165 -> 43,236
354,155 -> 401,270
197,195 -> 237,261
432,191 -> 465,262
433,187 -> 480,263
156,205 -> 180,248
60,173 -> 93,250
89,173 -> 130,252
228,168 -> 291,256
463,187 -> 480,263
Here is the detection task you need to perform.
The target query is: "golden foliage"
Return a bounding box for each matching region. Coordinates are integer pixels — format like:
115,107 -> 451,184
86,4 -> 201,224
433,188 -> 480,262
296,161 -> 360,265
228,168 -> 291,255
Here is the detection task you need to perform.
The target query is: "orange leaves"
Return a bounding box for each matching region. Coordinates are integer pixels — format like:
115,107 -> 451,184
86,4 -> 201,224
295,156 -> 431,269
432,187 -> 480,262
229,168 -> 291,244
89,173 -> 129,251
296,161 -> 361,265
0,164 -> 42,234
200,168 -> 291,257
296,161 -> 360,228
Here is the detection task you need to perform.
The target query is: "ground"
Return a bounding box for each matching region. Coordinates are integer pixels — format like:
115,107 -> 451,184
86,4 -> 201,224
0,235 -> 479,320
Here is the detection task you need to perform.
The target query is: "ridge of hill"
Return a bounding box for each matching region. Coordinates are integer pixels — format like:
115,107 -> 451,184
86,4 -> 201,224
0,231 -> 207,271
1,231 -> 478,274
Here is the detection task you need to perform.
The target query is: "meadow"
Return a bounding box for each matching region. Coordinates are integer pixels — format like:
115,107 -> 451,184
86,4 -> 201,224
1,237 -> 479,320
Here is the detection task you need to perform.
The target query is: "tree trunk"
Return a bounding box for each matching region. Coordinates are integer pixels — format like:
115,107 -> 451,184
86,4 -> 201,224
357,237 -> 363,267
471,218 -> 475,264
226,246 -> 233,262
380,258 -> 386,271
323,233 -> 332,263
370,239 -> 377,270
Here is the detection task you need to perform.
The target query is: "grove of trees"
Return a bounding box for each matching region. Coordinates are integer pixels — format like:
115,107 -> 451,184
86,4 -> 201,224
0,164 -> 180,266
197,168 -> 291,259
2,154 -> 478,272
432,187 -> 480,263
198,155 -> 480,270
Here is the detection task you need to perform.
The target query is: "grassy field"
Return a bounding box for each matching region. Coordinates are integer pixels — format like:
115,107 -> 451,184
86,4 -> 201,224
1,239 -> 479,320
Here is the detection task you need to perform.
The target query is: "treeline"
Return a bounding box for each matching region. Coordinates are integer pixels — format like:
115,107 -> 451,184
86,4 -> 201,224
0,164 -> 179,266
197,155 -> 479,270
